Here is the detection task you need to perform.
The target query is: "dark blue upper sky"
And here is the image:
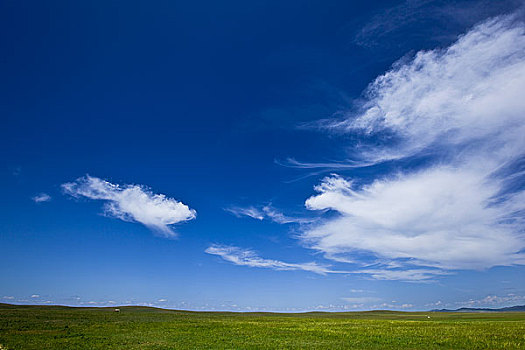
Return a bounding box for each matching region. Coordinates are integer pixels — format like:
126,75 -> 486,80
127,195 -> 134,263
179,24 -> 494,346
2,0 -> 524,311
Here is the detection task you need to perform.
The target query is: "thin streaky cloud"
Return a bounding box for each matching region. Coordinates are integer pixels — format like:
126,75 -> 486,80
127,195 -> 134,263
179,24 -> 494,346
226,204 -> 315,224
342,297 -> 382,304
224,206 -> 264,220
205,244 -> 347,275
205,245 -> 443,281
354,0 -> 522,48
275,157 -> 374,169
32,193 -> 51,203
352,268 -> 450,282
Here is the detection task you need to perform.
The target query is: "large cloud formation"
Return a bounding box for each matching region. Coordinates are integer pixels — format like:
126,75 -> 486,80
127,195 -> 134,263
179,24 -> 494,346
329,15 -> 525,163
62,175 -> 196,237
301,15 -> 525,279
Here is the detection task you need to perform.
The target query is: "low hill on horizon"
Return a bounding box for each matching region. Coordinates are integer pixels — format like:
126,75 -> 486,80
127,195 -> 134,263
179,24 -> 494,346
432,305 -> 525,312
2,302 -> 525,314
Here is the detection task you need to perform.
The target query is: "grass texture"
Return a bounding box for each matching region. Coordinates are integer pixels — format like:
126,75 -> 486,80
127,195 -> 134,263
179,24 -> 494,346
0,303 -> 524,349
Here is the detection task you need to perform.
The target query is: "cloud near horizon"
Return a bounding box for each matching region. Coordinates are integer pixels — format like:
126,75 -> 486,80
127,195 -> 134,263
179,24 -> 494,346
62,175 -> 196,237
300,15 -> 525,276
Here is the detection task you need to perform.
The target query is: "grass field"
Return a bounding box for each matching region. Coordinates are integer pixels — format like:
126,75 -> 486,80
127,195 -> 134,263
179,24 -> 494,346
0,303 -> 524,349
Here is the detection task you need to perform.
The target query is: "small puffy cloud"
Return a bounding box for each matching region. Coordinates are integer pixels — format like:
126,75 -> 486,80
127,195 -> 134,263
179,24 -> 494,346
32,193 -> 51,203
62,175 -> 196,237
31,294 -> 40,298
2,296 -> 15,300
205,244 -> 345,275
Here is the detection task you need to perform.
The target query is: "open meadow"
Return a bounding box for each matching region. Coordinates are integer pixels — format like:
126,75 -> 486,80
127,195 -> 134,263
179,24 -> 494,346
0,303 -> 524,349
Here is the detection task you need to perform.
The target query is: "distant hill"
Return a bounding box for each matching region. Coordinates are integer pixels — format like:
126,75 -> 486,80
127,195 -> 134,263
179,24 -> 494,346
432,305 -> 525,312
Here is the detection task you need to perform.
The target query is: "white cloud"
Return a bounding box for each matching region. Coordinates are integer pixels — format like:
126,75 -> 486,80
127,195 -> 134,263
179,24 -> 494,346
32,193 -> 51,203
303,169 -> 525,271
2,296 -> 15,300
352,268 -> 450,281
226,204 -> 313,224
426,300 -> 444,308
342,296 -> 382,304
299,16 -> 525,278
261,205 -> 313,224
458,294 -> 525,308
225,206 -> 264,220
354,0 -> 521,48
333,15 -> 525,163
205,244 -> 345,275
62,175 -> 196,237
429,294 -> 525,309
31,294 -> 40,298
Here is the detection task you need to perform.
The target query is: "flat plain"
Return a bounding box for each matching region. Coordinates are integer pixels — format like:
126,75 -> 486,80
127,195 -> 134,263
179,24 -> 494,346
0,303 -> 524,349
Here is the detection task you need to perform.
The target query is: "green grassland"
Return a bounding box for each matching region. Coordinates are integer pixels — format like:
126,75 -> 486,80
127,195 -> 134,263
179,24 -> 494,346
0,303 -> 524,349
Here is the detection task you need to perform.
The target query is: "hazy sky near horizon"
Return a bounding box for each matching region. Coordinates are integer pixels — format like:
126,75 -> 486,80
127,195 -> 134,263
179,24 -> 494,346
2,0 -> 525,311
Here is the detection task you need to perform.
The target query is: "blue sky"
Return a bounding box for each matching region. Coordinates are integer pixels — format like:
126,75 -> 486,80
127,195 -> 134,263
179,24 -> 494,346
1,0 -> 525,311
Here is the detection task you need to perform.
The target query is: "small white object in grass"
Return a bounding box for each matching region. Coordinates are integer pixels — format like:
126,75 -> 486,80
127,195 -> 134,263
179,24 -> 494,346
114,308 -> 120,312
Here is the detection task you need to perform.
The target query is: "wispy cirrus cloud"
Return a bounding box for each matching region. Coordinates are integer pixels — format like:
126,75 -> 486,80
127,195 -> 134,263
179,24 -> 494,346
205,244 -> 345,275
299,15 -> 525,278
329,15 -> 525,163
341,294 -> 414,310
225,206 -> 265,220
352,268 -> 450,282
62,175 -> 196,237
205,243 -> 445,281
341,296 -> 382,304
32,193 -> 51,203
354,0 -> 522,49
226,205 -> 314,224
